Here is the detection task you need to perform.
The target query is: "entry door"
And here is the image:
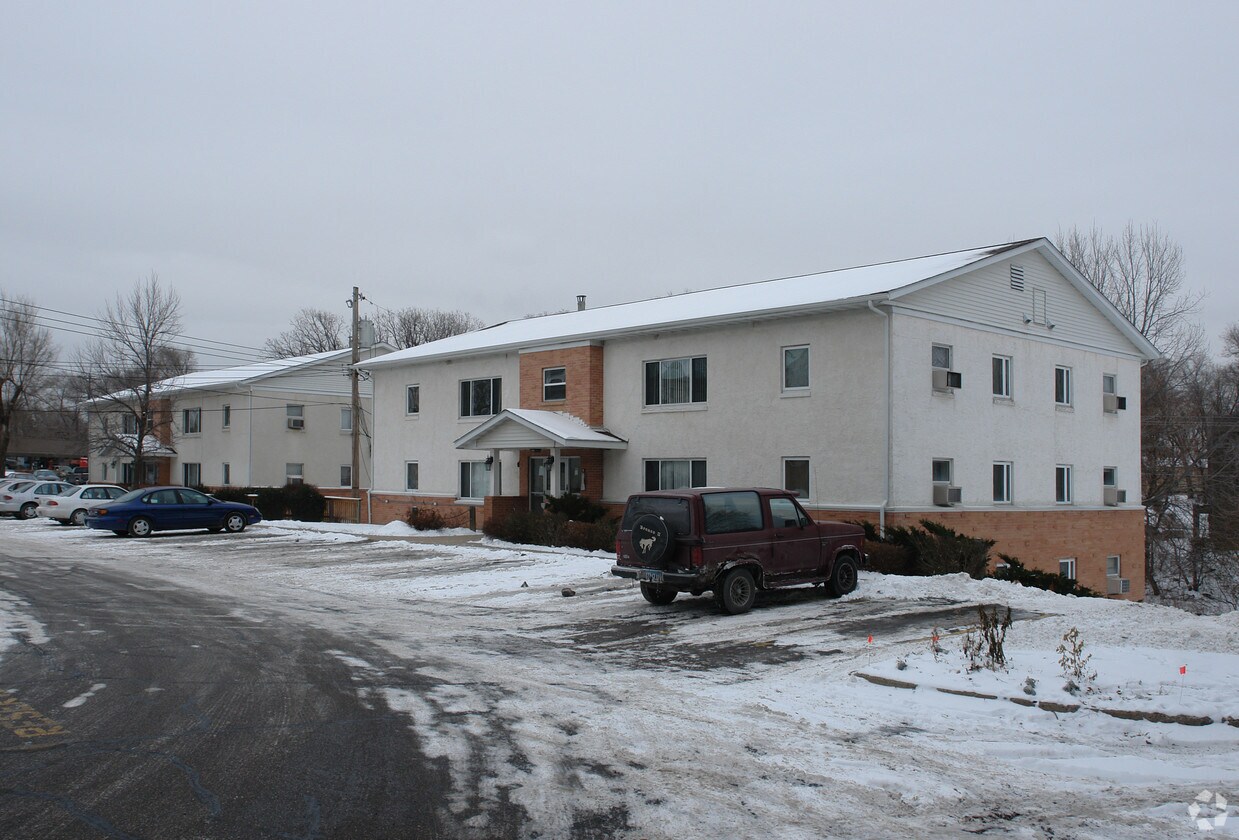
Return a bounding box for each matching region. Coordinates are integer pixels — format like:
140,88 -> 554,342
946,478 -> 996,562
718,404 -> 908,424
768,496 -> 820,577
529,456 -> 582,510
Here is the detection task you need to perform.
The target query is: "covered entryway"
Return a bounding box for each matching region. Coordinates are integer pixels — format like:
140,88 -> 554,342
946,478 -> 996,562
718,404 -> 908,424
453,409 -> 626,516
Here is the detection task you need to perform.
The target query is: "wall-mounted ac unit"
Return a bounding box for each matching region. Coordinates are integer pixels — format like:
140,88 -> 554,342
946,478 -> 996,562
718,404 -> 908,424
1106,577 -> 1131,595
1103,487 -> 1127,506
1103,394 -> 1128,412
287,417 -> 305,430
933,484 -> 962,506
932,369 -> 963,391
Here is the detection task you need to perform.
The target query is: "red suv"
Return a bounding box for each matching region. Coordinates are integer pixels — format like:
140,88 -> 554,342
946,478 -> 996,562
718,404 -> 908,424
612,487 -> 866,614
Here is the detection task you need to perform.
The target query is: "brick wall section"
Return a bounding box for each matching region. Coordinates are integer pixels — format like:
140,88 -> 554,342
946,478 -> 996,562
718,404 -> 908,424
369,493 -> 480,529
518,345 -> 605,426
598,501 -> 1144,601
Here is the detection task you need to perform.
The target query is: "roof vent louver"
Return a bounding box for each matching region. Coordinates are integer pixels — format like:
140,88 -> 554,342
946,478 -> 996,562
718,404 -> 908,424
1010,264 -> 1026,291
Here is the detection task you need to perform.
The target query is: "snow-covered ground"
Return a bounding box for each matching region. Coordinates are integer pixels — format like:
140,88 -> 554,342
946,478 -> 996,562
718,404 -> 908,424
1,516 -> 1237,838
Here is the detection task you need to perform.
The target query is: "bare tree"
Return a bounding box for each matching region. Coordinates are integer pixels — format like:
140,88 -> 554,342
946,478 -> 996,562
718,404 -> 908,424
372,307 -> 484,349
263,309 -> 348,357
78,275 -> 194,487
0,292 -> 56,469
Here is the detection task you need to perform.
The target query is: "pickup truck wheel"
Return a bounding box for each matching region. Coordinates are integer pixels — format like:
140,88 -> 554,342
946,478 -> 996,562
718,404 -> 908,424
640,583 -> 677,605
716,568 -> 756,615
827,557 -> 858,597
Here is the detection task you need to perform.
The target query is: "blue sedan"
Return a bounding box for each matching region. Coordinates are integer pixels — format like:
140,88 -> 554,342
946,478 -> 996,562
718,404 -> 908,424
87,486 -> 263,537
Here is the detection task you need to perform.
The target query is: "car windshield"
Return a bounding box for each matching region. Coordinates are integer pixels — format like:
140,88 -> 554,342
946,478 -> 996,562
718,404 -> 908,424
622,496 -> 691,535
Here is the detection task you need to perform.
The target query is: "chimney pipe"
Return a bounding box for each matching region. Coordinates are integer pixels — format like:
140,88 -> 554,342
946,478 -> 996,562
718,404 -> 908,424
576,295 -> 586,311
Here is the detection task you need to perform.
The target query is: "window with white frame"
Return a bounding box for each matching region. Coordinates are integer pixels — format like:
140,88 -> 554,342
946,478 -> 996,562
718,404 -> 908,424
1056,465 -> 1073,503
222,404 -> 231,429
459,461 -> 489,499
286,463 -> 304,485
644,459 -> 707,491
644,357 -> 707,406
406,385 -> 420,415
1102,373 -> 1117,395
1059,558 -> 1076,580
122,414 -> 138,435
1103,466 -> 1117,488
460,378 -> 502,418
931,344 -> 952,370
993,462 -> 1012,503
782,346 -> 809,391
783,458 -> 810,498
992,356 -> 1012,398
1106,555 -> 1121,577
340,407 -> 353,432
543,367 -> 566,401
405,462 -> 419,491
1055,366 -> 1072,406
182,463 -> 201,486
340,464 -> 352,488
932,458 -> 952,484
182,408 -> 201,435
222,463 -> 231,485
287,404 -> 305,430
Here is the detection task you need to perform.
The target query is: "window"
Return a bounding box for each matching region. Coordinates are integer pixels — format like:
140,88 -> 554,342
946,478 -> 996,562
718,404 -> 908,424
405,462 -> 419,491
1059,558 -> 1077,580
932,459 -> 952,484
993,462 -> 1012,504
644,459 -> 707,491
222,463 -> 231,485
1056,465 -> 1073,504
286,463 -> 304,485
287,404 -> 305,430
182,463 -> 201,486
222,405 -> 231,429
340,407 -> 353,432
784,458 -> 810,499
1102,374 -> 1117,395
182,408 -> 201,435
769,496 -> 810,529
644,357 -> 707,406
931,344 -> 952,370
121,414 -> 138,435
340,464 -> 352,487
782,346 -> 809,391
1106,555 -> 1121,577
1103,467 -> 1117,488
543,367 -> 566,401
992,356 -> 1012,398
1055,367 -> 1072,406
406,385 -> 421,416
460,378 -> 502,418
702,491 -> 763,535
459,461 -> 489,499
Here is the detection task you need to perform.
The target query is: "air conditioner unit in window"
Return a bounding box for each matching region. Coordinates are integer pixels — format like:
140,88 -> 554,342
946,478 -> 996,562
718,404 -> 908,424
287,417 -> 305,430
933,484 -> 962,506
1104,487 -> 1121,506
932,369 -> 963,391
1106,577 -> 1131,595
1103,394 -> 1128,413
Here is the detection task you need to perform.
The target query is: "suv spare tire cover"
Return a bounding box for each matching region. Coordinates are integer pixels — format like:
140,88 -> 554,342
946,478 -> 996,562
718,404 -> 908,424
631,514 -> 672,566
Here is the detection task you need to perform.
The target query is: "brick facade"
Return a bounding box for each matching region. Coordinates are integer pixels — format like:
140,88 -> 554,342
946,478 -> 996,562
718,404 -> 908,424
518,345 -> 605,426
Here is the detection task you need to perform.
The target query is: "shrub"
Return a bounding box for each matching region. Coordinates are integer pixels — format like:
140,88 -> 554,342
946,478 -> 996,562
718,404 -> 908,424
884,520 -> 993,578
206,484 -> 326,522
407,506 -> 448,531
993,555 -> 1100,597
544,493 -> 608,523
483,509 -> 619,551
285,483 -> 326,522
864,541 -> 918,576
1057,627 -> 1097,693
961,604 -> 1013,671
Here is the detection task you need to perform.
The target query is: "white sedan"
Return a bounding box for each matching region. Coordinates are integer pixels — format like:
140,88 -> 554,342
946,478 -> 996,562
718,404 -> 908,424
1,480 -> 75,519
39,484 -> 127,526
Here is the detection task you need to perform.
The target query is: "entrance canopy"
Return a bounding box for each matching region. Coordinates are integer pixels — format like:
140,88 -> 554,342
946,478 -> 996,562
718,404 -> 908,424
454,409 -> 627,452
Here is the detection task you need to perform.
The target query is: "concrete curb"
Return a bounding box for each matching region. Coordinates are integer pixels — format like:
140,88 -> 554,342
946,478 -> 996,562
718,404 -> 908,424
853,671 -> 1231,727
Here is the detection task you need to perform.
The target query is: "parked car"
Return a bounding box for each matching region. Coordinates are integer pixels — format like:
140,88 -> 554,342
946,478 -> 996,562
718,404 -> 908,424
68,467 -> 91,485
3,472 -> 33,481
33,469 -> 60,481
611,487 -> 866,614
86,486 -> 263,537
0,481 -> 75,519
39,484 -> 127,526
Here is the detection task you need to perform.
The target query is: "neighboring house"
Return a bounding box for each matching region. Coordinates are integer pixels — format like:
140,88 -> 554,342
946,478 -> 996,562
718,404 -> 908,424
89,346 -> 393,491
359,238 -> 1158,598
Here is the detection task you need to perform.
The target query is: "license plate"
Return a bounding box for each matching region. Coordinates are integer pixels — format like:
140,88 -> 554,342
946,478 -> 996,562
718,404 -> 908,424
637,569 -> 664,584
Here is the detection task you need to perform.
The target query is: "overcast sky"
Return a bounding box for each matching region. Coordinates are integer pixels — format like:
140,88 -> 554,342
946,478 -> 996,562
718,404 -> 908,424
3,2 -> 1236,369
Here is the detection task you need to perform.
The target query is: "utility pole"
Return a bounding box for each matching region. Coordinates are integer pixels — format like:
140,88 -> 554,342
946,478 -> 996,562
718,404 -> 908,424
350,286 -> 361,493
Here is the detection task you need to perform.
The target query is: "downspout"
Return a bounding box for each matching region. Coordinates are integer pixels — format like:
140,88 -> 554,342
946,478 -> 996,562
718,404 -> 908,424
867,300 -> 890,537
247,386 -> 254,486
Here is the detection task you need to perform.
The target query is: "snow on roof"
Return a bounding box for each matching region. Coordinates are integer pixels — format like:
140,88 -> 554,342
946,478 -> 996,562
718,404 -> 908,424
364,240 -> 1035,368
155,347 -> 352,393
95,434 -> 177,457
454,408 -> 627,450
